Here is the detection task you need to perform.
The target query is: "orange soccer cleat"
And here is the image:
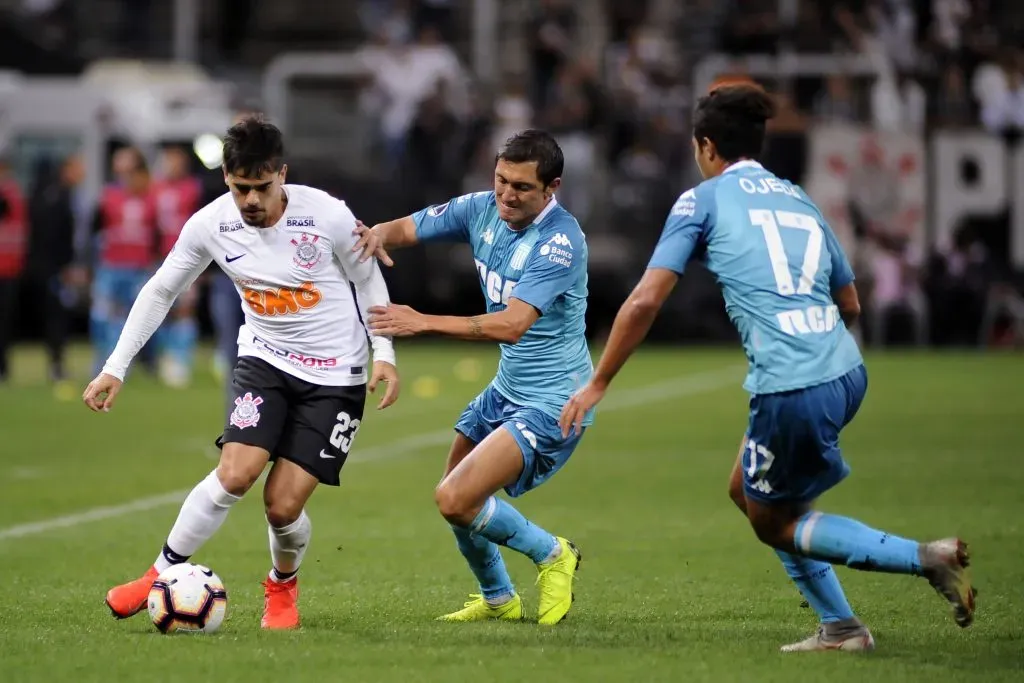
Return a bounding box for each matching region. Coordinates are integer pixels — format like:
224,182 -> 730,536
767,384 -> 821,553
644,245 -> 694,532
261,577 -> 300,630
105,566 -> 160,619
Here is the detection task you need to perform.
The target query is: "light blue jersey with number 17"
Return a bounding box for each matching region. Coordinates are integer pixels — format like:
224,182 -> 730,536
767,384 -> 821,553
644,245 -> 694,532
648,160 -> 863,395
411,191 -> 594,425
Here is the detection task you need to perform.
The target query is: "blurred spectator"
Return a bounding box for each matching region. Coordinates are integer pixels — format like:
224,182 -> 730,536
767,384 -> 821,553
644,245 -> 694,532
720,0 -> 779,54
813,74 -> 861,123
359,0 -> 413,44
401,87 -> 464,210
972,48 -> 1024,133
763,93 -> 810,184
868,0 -> 920,71
20,0 -> 77,52
604,0 -> 651,43
360,22 -> 467,168
870,68 -> 927,132
24,154 -> 84,383
529,0 -> 576,113
152,145 -> 203,388
0,157 -> 28,383
540,60 -> 605,223
926,223 -> 991,346
415,0 -> 455,40
88,146 -> 158,375
489,81 -> 534,162
933,63 -> 975,126
835,2 -> 928,132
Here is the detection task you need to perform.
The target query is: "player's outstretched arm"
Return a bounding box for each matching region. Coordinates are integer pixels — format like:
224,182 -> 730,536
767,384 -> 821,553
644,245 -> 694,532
368,298 -> 539,344
559,268 -> 678,436
352,217 -> 418,266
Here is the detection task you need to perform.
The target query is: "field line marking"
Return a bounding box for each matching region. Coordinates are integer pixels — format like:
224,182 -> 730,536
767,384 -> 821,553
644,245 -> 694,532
0,364 -> 742,541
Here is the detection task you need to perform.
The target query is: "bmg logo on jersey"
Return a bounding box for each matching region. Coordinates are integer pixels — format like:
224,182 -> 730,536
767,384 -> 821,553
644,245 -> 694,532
475,259 -> 517,306
539,233 -> 573,268
242,281 -> 323,316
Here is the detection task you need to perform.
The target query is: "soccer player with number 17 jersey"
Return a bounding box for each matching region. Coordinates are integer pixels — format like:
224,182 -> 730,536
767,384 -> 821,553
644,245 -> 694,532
560,86 -> 975,651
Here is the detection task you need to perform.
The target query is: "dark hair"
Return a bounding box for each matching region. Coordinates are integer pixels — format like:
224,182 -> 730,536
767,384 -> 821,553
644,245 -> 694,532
222,115 -> 285,177
692,85 -> 776,162
117,146 -> 148,174
496,129 -> 564,187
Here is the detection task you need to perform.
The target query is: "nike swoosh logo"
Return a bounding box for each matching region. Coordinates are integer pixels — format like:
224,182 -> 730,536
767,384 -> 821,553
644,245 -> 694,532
319,449 -> 335,459
226,254 -> 246,263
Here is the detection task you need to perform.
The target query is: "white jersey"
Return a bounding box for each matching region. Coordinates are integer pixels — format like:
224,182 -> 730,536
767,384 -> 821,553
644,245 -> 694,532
102,184 -> 394,386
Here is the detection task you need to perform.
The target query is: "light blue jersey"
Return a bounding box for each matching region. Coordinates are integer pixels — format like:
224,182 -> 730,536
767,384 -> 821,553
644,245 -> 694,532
648,161 -> 863,395
413,191 -> 594,424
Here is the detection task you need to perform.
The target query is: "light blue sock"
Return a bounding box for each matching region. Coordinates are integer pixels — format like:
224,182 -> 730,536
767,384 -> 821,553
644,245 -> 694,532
795,512 -> 922,575
450,525 -> 515,602
168,318 -> 198,366
470,497 -> 557,565
775,550 -> 855,623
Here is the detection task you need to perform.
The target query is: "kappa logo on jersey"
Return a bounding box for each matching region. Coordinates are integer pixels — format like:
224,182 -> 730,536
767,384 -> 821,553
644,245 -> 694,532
219,220 -> 244,233
229,392 -> 264,429
482,228 -> 495,245
670,190 -> 696,217
538,233 -> 573,268
427,201 -> 450,217
291,233 -> 323,269
286,216 -> 316,227
242,281 -> 323,316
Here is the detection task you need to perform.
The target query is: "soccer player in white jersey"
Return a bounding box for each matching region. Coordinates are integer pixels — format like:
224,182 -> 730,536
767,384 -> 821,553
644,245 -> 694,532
83,116 -> 400,630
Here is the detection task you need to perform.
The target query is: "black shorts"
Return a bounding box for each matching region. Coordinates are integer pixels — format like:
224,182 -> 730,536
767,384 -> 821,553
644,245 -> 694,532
217,356 -> 367,486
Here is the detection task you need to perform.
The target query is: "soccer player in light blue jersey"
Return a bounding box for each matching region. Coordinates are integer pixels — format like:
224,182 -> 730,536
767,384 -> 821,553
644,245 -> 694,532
353,130 -> 589,625
560,86 -> 975,651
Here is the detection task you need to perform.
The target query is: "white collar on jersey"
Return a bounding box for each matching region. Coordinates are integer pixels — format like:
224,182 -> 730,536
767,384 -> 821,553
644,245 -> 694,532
506,194 -> 559,231
722,160 -> 764,174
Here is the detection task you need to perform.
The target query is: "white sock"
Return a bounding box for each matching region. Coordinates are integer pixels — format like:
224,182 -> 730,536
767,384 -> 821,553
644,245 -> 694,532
268,510 -> 311,582
540,541 -> 562,565
154,470 -> 241,572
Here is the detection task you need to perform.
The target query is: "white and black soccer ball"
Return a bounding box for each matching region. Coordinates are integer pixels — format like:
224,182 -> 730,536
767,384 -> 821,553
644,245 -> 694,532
147,563 -> 227,634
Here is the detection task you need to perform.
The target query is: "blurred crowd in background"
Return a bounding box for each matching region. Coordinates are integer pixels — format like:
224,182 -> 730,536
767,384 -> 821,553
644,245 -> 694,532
0,0 -> 1022,389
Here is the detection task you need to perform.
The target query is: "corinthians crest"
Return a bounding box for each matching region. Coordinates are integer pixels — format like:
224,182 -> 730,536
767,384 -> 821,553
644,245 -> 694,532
230,392 -> 264,429
291,233 -> 323,269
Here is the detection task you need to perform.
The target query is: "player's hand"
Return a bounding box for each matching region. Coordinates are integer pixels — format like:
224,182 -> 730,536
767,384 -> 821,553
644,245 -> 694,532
368,303 -> 427,337
352,220 -> 394,267
559,380 -> 607,437
368,360 -> 400,410
82,372 -> 124,413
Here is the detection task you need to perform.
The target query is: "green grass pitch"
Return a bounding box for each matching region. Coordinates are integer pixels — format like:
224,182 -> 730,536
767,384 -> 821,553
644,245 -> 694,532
0,343 -> 1021,682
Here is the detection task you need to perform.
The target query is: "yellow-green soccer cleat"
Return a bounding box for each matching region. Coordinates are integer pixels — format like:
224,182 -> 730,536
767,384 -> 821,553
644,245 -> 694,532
436,593 -> 523,623
535,537 -> 582,625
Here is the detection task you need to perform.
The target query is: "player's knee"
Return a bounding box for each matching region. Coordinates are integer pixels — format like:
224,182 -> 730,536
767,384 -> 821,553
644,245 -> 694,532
265,498 -> 302,528
748,514 -> 788,549
434,480 -> 472,524
215,447 -> 264,496
728,478 -> 747,513
215,465 -> 258,496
